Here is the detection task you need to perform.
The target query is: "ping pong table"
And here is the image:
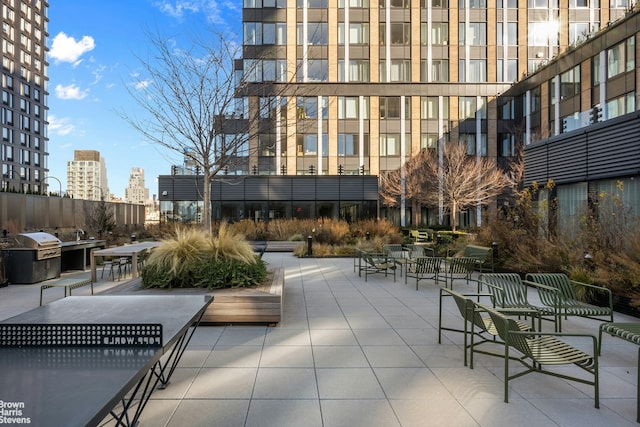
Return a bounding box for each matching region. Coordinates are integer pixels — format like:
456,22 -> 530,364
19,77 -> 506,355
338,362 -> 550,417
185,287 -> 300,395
0,294 -> 212,427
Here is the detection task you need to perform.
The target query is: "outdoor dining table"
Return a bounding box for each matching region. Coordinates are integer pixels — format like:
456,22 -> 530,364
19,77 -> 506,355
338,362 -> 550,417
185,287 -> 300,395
90,241 -> 163,282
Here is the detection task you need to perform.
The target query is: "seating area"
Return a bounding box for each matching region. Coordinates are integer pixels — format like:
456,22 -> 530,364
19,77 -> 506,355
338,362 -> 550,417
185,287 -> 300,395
1,253 -> 639,425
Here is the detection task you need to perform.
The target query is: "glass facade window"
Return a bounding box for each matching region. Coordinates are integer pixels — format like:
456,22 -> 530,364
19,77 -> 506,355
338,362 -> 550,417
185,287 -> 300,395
380,23 -> 411,45
380,0 -> 411,7
338,96 -> 369,119
459,96 -> 487,120
497,22 -> 517,46
380,97 -> 411,119
338,23 -> 370,44
297,96 -> 328,119
560,66 -> 580,98
297,0 -> 328,7
460,133 -> 487,156
497,59 -> 518,82
379,134 -> 408,156
459,23 -> 487,45
459,59 -> 487,82
297,23 -> 328,45
458,0 -> 487,7
420,96 -> 449,119
297,60 -> 328,82
296,134 -> 328,156
606,92 -> 635,119
380,60 -> 411,82
420,23 -> 448,45
420,59 -> 449,82
339,0 -> 370,6
528,22 -> 559,46
338,60 -> 370,82
569,22 -> 592,45
498,133 -> 516,157
338,134 -> 360,155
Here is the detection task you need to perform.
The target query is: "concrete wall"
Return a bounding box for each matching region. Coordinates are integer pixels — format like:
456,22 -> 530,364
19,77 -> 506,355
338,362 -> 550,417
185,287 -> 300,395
0,193 -> 145,234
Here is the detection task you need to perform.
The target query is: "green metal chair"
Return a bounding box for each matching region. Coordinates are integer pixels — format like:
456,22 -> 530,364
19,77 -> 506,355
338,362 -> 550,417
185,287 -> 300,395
405,256 -> 442,290
438,288 -> 533,368
383,244 -> 410,277
485,304 -> 599,408
443,257 -> 478,289
479,273 -> 558,331
526,272 -> 613,331
360,251 -> 396,282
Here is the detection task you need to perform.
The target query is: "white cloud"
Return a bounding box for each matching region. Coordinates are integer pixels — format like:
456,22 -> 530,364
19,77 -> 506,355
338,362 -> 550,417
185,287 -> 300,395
48,115 -> 76,136
134,79 -> 153,90
49,32 -> 95,66
55,84 -> 89,100
154,1 -> 200,18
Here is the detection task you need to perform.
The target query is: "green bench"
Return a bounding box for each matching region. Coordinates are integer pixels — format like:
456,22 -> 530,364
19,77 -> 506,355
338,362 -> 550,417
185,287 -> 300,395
40,277 -> 93,306
449,244 -> 494,273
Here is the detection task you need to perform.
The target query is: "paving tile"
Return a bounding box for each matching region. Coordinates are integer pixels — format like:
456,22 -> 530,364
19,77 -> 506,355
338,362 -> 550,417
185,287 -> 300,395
166,399 -> 249,427
204,345 -> 262,368
246,400 -> 322,427
259,345 -> 314,367
253,368 -> 318,399
309,329 -> 359,346
316,368 -> 385,399
312,345 -> 370,368
320,399 -> 401,427
185,367 -> 257,399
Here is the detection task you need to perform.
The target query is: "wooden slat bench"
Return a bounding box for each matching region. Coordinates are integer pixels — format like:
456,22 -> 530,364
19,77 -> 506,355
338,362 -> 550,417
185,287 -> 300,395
40,277 -> 93,306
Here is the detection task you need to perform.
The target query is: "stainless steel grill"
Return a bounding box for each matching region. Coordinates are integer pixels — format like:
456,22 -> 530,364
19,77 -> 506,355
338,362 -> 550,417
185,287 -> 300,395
15,232 -> 62,260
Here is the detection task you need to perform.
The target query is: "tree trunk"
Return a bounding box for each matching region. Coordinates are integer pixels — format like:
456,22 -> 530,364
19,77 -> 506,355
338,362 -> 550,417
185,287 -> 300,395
202,172 -> 212,233
451,200 -> 458,232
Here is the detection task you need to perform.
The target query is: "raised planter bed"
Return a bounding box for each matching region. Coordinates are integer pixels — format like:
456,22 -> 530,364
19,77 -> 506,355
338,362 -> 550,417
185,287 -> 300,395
98,267 -> 285,325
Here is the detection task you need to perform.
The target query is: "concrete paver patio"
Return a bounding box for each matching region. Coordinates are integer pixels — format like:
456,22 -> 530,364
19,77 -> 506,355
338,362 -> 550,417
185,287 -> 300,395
1,252 -> 639,426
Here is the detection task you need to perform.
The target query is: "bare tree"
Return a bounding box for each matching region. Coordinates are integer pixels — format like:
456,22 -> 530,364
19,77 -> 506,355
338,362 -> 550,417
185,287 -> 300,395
121,30 -> 250,233
423,142 -> 509,232
379,150 -> 435,225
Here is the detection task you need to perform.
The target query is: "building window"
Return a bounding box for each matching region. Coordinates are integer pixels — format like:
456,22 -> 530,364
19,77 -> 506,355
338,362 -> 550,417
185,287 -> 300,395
259,134 -> 276,156
379,134 -> 405,156
380,23 -> 411,45
421,60 -> 449,82
338,60 -> 370,82
458,0 -> 486,7
497,22 -> 517,46
420,97 -> 449,119
498,133 -> 516,157
420,133 -> 447,149
297,0 -> 328,7
297,23 -> 328,45
380,60 -> 411,82
380,97 -> 411,119
528,21 -> 559,47
297,96 -> 328,119
460,133 -> 487,156
338,23 -> 370,44
459,59 -> 487,82
296,134 -> 328,156
569,22 -> 594,46
497,0 -> 517,7
338,96 -> 369,119
459,23 -> 487,45
421,23 -> 449,45
606,92 -> 635,119
527,0 -> 559,7
607,36 -> 635,79
297,60 -> 328,82
380,0 -> 411,7
497,59 -> 518,82
338,134 -> 360,155
339,0 -> 370,6
560,66 -> 580,98
459,96 -> 487,120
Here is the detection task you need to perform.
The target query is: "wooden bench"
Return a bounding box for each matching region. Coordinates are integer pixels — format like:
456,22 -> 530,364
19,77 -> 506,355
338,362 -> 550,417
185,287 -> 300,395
40,277 -> 93,306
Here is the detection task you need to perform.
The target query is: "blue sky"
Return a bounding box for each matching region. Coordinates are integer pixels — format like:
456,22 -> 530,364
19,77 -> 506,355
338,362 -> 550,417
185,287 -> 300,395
47,1 -> 241,199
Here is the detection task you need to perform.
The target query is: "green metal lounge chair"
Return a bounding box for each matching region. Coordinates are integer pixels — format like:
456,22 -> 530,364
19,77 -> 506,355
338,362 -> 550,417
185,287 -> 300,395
485,305 -> 599,408
526,272 -> 613,331
405,256 -> 442,290
360,251 -> 396,282
383,244 -> 409,277
479,273 -> 558,331
438,288 -> 533,368
443,257 -> 478,289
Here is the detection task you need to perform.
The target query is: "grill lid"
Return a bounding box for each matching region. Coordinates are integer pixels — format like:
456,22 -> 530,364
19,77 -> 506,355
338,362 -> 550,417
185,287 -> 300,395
15,232 -> 62,249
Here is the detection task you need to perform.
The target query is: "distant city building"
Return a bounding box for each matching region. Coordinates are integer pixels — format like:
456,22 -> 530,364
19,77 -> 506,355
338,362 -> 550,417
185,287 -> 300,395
125,167 -> 149,205
66,150 -> 109,201
0,1 -> 49,194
